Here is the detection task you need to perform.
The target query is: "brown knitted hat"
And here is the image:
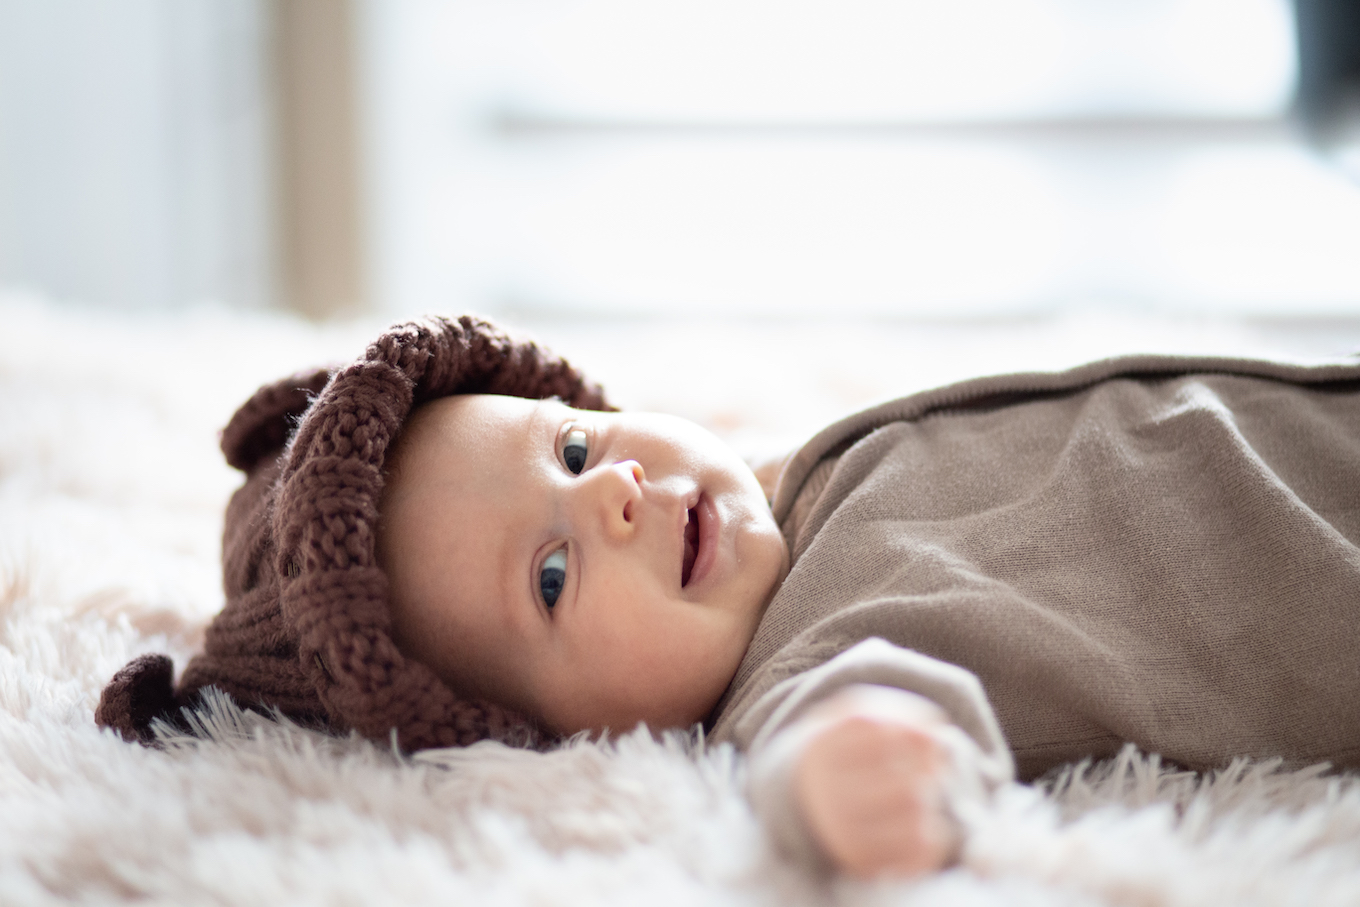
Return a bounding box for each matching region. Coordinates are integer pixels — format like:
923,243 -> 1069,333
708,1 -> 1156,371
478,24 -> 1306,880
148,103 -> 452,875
96,314 -> 611,749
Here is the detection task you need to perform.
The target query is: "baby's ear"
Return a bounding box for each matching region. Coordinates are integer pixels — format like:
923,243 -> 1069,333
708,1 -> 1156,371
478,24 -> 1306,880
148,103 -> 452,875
220,368 -> 333,471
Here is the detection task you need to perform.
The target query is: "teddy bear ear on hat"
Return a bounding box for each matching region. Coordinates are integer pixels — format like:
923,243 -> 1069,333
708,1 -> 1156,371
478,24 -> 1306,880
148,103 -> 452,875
96,371 -> 334,745
220,368 -> 333,472
93,653 -> 182,744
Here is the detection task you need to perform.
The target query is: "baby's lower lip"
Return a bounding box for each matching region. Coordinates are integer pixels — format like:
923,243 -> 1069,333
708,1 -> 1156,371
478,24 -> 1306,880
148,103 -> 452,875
687,494 -> 718,589
681,507 -> 699,587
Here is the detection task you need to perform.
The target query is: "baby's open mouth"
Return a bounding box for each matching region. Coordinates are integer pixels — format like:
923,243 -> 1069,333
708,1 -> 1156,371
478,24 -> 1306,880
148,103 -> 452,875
681,507 -> 699,587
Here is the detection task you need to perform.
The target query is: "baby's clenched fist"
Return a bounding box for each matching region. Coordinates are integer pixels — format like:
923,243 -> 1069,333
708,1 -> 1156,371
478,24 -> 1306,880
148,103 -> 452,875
791,685 -> 960,879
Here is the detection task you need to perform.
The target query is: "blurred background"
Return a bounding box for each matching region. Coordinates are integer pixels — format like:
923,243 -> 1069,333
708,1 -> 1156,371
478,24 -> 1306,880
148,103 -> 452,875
3,0 -> 1360,605
1,0 -> 1358,322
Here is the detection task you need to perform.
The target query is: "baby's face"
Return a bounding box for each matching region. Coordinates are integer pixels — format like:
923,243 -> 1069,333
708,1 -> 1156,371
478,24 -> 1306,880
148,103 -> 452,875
378,394 -> 790,736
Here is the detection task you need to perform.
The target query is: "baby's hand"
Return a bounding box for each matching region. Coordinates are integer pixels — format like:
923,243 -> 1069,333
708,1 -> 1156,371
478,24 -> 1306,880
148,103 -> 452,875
792,685 -> 960,879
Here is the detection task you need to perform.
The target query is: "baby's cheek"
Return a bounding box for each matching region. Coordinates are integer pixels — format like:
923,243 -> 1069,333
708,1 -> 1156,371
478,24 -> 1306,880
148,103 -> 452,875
652,615 -> 748,725
569,633 -> 691,730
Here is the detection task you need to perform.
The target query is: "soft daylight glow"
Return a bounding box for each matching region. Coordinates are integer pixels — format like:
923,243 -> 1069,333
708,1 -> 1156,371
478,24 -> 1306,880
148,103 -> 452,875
1160,148 -> 1360,311
483,141 -> 1064,315
446,0 -> 1295,121
359,0 -> 1360,317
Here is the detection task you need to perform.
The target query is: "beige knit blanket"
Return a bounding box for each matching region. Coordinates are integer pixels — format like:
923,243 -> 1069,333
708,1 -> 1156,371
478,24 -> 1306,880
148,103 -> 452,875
3,296 -> 1359,905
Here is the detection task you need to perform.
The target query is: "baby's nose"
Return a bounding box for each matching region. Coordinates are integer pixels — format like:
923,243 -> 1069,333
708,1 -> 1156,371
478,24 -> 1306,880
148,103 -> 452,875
591,460 -> 644,541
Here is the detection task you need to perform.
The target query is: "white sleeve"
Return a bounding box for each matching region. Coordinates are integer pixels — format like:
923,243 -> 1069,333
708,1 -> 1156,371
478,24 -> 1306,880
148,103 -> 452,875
736,638 -> 1015,868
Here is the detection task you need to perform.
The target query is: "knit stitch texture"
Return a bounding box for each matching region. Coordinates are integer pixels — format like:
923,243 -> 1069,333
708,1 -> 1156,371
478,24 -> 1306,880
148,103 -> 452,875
96,315 -> 611,749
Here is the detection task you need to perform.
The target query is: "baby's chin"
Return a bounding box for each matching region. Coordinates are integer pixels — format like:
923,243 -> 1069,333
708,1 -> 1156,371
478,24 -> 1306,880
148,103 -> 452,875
542,656 -> 750,738
553,702 -> 716,739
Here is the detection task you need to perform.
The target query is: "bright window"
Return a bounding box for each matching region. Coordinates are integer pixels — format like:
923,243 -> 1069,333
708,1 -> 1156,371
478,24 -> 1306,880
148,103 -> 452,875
362,0 -> 1360,317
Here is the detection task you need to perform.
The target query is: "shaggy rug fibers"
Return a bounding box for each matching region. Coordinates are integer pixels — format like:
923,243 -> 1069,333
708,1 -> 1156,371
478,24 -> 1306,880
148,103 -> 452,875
3,295 -> 1360,906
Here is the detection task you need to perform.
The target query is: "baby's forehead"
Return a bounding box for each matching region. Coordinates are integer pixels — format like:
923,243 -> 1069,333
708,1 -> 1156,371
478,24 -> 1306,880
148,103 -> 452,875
397,393 -> 552,454
378,397 -> 537,578
384,394 -> 581,507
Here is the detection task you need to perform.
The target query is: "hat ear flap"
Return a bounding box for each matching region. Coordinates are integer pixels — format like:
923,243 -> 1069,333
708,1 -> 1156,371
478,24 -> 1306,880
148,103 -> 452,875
95,653 -> 183,743
221,368 -> 333,472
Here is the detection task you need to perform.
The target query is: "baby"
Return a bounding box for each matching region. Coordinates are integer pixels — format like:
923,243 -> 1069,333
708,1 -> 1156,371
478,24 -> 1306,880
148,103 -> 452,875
376,393 -> 965,875
97,315 -> 1360,879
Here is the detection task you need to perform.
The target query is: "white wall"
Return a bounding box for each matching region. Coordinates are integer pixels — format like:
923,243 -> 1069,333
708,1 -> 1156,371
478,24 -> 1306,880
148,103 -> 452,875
0,0 -> 273,311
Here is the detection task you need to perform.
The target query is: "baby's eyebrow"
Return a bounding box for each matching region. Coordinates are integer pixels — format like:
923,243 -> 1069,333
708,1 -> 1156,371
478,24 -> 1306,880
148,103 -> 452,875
495,536 -> 523,621
491,500 -> 542,628
510,400 -> 545,456
528,397 -> 572,451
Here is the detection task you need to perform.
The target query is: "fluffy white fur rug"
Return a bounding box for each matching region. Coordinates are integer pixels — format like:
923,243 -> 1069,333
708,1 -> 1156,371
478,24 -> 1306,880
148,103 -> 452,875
3,295 -> 1360,906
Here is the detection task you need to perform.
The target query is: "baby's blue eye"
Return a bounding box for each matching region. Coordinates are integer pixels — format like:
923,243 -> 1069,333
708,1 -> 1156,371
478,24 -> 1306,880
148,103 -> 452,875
539,548 -> 567,608
563,428 -> 588,475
